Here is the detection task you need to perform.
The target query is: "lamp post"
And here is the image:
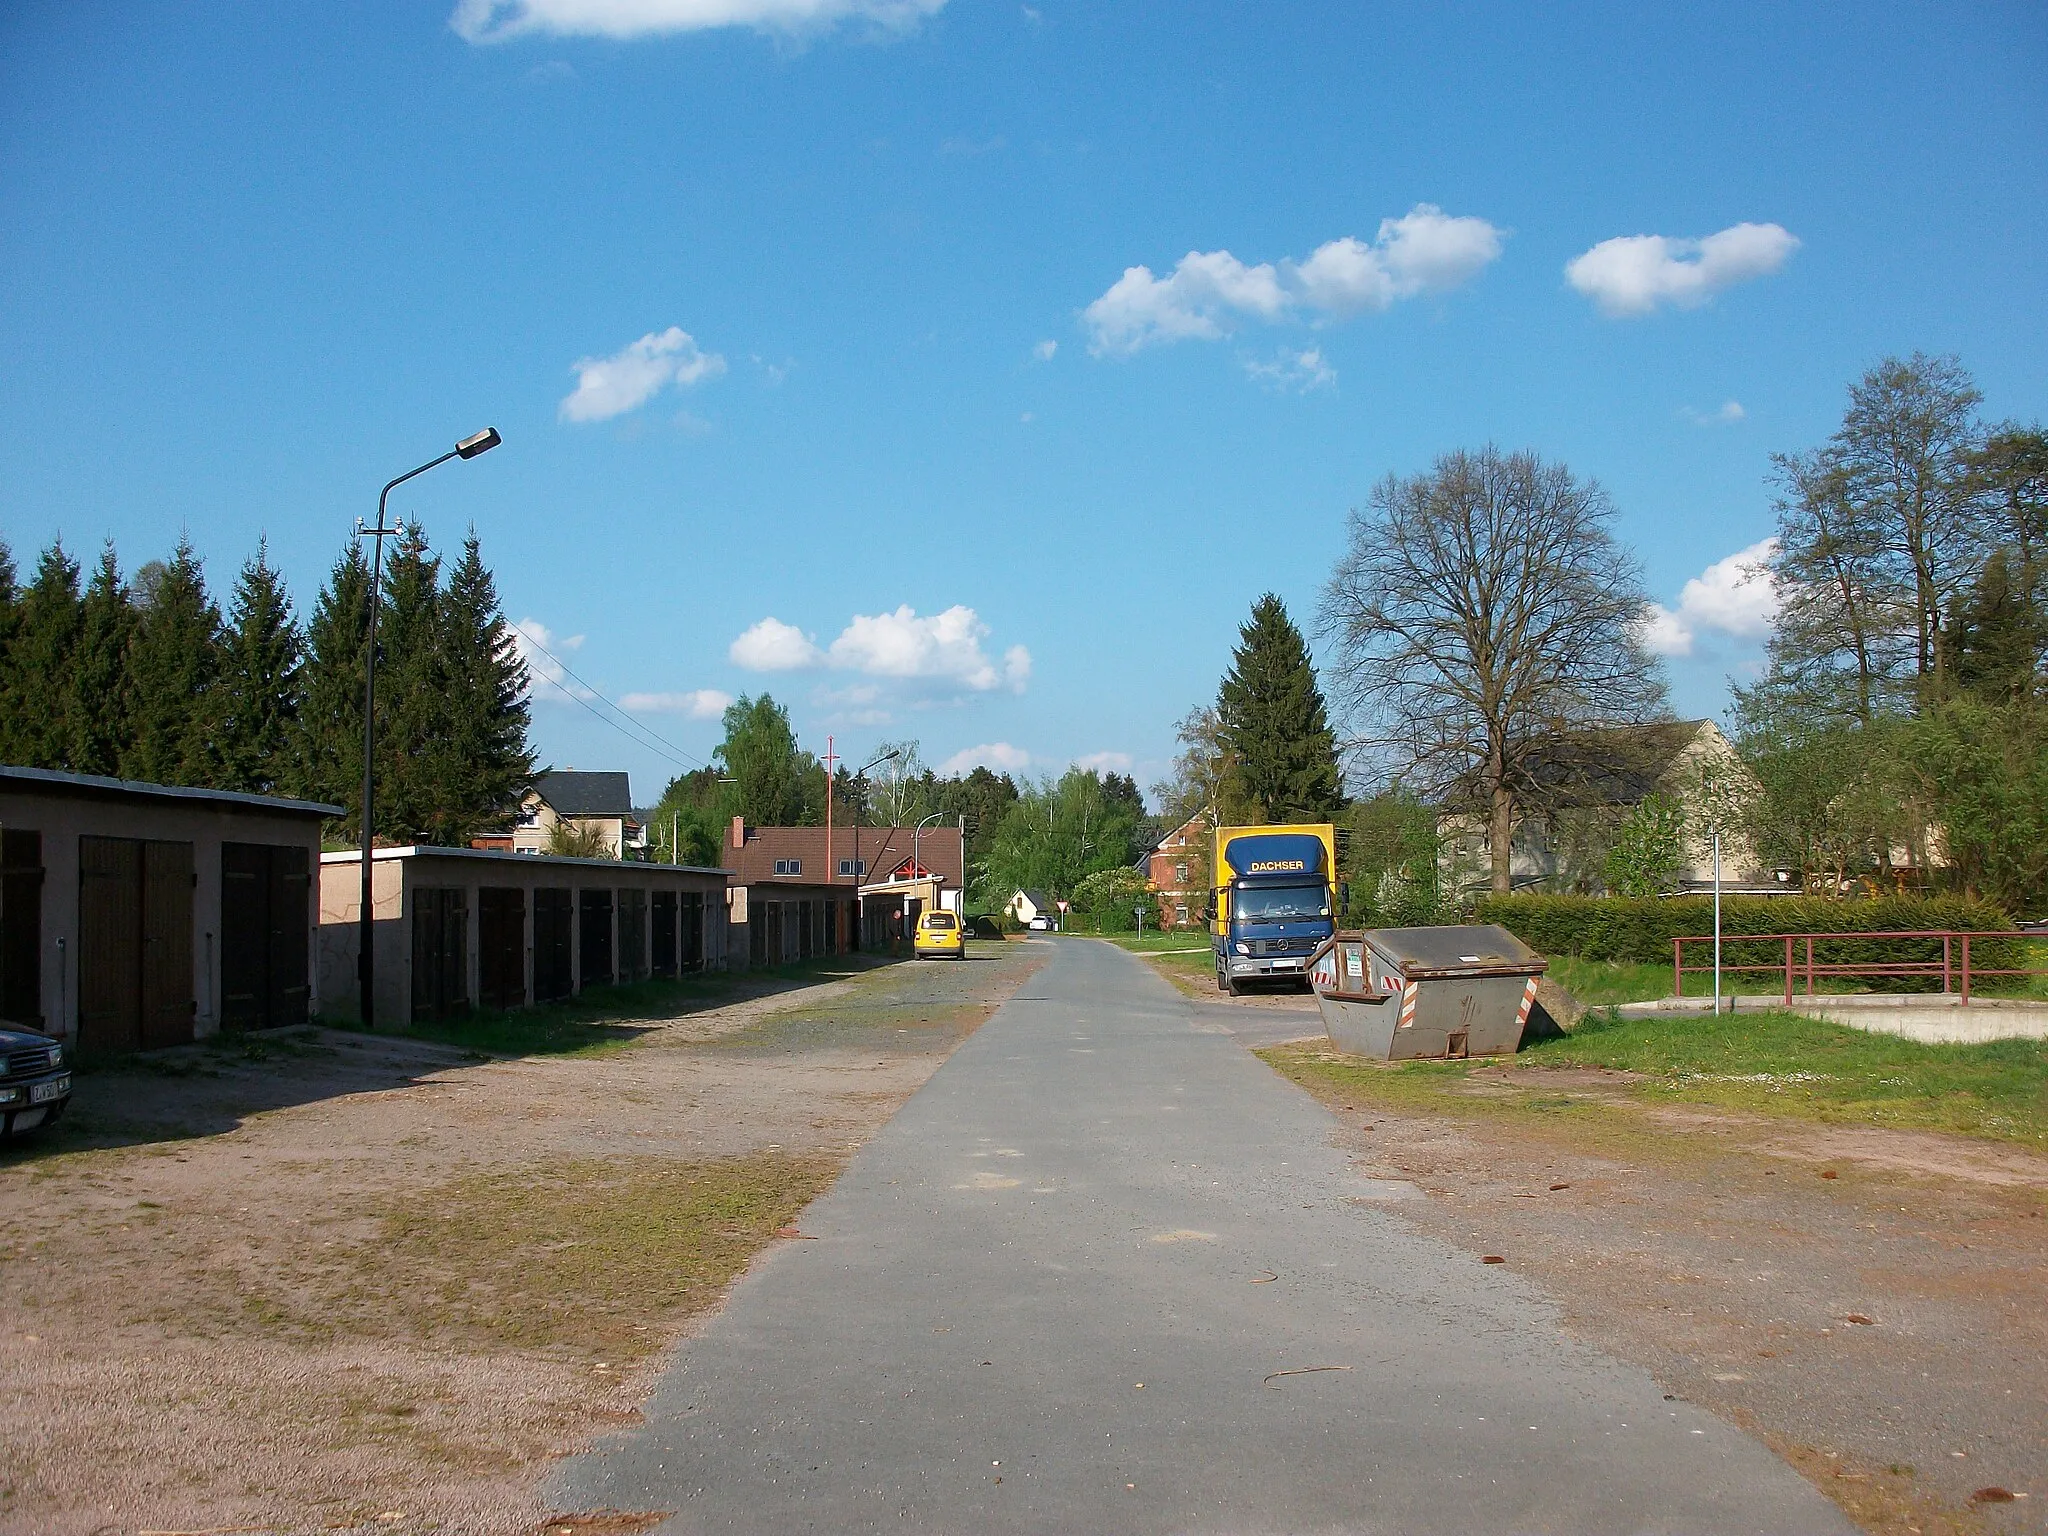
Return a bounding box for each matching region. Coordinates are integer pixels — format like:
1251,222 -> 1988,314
913,809 -> 945,922
357,427 -> 501,1029
850,750 -> 898,950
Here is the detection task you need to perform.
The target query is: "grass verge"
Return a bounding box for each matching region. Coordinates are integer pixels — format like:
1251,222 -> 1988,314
1083,930 -> 1213,955
252,1152 -> 838,1360
1262,1006 -> 2048,1148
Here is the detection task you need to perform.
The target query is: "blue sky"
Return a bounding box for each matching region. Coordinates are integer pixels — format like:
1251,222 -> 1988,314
3,1 -> 2044,806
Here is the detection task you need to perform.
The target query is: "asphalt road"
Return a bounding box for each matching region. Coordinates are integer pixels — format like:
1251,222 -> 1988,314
549,938 -> 1855,1534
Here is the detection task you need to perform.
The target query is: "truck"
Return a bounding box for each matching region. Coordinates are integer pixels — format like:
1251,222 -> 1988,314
1209,823 -> 1340,995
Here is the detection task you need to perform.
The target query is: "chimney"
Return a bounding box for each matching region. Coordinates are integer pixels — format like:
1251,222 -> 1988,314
731,815 -> 746,850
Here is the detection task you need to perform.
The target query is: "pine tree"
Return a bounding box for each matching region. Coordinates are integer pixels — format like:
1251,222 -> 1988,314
430,531 -> 535,844
0,542 -> 83,768
375,523 -> 445,841
122,538 -> 223,786
215,541 -> 304,794
67,543 -> 137,776
295,542 -> 373,830
1946,547 -> 2046,704
1216,593 -> 1344,822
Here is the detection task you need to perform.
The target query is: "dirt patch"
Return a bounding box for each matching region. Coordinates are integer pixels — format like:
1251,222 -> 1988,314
1262,1045 -> 2048,1536
0,942 -> 1046,1535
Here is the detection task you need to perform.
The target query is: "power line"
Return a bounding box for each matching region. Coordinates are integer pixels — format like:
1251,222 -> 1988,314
512,626 -> 710,774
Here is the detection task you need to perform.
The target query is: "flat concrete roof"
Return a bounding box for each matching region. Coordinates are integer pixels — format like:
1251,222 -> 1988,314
0,764 -> 343,818
319,844 -> 728,878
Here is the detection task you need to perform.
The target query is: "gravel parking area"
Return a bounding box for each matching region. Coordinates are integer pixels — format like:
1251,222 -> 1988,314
0,942 -> 1045,1536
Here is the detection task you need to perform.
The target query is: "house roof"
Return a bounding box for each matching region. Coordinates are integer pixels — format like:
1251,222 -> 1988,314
722,823 -> 966,890
528,770 -> 633,817
1014,888 -> 1053,909
0,764 -> 342,818
1520,720 -> 1714,809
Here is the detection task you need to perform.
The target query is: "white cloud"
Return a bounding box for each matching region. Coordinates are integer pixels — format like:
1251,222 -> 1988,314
730,605 -> 1030,695
729,617 -> 824,671
559,327 -> 726,423
1640,538 -> 1780,657
1566,222 -> 1799,318
940,742 -> 1032,775
619,688 -> 732,718
1244,346 -> 1335,393
1032,339 -> 1057,362
510,618 -> 592,700
1083,204 -> 1504,356
454,0 -> 945,42
1681,400 -> 1746,427
1072,750 -> 1133,774
828,605 -> 1031,692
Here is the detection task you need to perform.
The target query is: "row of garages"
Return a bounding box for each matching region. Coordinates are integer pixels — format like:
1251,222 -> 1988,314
0,767 -> 755,1056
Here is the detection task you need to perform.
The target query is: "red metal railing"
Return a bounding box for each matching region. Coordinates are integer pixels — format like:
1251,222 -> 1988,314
1672,930 -> 2048,1006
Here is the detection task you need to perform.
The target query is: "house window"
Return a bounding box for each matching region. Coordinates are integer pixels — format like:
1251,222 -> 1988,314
1175,862 -> 1188,883
774,858 -> 802,876
1175,905 -> 1189,925
839,858 -> 866,877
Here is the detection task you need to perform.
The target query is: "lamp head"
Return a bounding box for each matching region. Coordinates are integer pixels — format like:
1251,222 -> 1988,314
456,426 -> 502,459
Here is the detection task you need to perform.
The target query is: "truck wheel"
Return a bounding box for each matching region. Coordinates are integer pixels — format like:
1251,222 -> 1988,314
1215,962 -> 1228,992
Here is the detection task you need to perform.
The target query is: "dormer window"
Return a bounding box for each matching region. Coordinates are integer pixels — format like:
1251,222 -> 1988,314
839,858 -> 866,877
773,858 -> 802,876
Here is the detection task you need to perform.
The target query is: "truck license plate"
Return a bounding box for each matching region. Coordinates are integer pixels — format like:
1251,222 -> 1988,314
30,1075 -> 68,1103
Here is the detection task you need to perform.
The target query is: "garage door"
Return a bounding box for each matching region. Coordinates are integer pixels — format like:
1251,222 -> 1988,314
221,842 -> 311,1031
79,835 -> 194,1055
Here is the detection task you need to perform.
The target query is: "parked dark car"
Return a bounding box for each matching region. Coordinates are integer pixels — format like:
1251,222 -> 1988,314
0,1027 -> 69,1139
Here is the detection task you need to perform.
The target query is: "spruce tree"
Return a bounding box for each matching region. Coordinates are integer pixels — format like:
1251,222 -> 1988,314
122,537 -> 223,787
215,541 -> 304,794
375,523 -> 444,841
295,542 -> 373,830
0,542 -> 83,768
0,541 -> 17,696
1947,547 -> 2046,703
68,543 -> 137,776
1215,593 -> 1344,822
431,531 -> 535,843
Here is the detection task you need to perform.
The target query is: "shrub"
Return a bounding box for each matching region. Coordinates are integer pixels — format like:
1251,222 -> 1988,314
1475,893 -> 2020,990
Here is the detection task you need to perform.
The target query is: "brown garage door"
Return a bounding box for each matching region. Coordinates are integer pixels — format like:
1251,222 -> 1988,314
221,842 -> 311,1030
80,835 -> 194,1055
651,889 -> 677,978
410,887 -> 469,1023
534,887 -> 573,1002
478,887 -> 526,1010
0,829 -> 44,1030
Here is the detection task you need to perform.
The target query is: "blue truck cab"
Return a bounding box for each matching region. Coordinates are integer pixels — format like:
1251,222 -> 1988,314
1209,824 -> 1338,996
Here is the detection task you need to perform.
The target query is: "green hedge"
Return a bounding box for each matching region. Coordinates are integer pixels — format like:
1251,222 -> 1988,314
1475,894 -> 2021,989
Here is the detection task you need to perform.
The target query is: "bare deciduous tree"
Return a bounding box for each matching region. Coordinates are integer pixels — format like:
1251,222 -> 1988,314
1319,446 -> 1666,893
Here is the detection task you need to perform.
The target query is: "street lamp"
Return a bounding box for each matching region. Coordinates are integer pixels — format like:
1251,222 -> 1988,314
850,750 -> 898,951
913,809 -> 945,921
357,427 -> 501,1030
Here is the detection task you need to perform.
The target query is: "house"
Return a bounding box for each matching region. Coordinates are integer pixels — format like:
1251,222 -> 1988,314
721,817 -> 967,965
317,845 -> 731,1024
512,770 -> 646,859
0,765 -> 340,1054
1006,889 -> 1057,928
1437,720 -> 1765,895
1145,812 -> 1210,928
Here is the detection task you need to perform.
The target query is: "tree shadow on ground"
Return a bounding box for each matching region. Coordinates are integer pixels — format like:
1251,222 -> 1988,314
2,954 -> 898,1165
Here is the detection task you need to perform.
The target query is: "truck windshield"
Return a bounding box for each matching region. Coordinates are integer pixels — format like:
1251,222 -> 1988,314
1234,883 -> 1328,921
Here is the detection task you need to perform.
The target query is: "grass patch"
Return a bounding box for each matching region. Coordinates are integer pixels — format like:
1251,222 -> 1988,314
251,1152 -> 837,1359
1261,1008 -> 2048,1148
1087,931 -> 1213,955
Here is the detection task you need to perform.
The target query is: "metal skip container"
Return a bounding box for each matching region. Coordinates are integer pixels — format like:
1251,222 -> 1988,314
1308,924 -> 1547,1060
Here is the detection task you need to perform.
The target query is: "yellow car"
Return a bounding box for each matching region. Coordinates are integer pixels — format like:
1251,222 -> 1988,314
913,909 -> 967,959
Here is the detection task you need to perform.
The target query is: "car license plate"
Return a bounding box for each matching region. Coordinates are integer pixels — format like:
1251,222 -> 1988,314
30,1075 -> 68,1103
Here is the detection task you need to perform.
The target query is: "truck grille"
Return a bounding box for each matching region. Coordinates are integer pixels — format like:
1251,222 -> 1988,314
1249,938 -> 1316,957
4,1045 -> 59,1078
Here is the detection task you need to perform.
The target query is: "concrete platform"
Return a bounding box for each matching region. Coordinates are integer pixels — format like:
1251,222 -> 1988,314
1614,992 -> 2048,1044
